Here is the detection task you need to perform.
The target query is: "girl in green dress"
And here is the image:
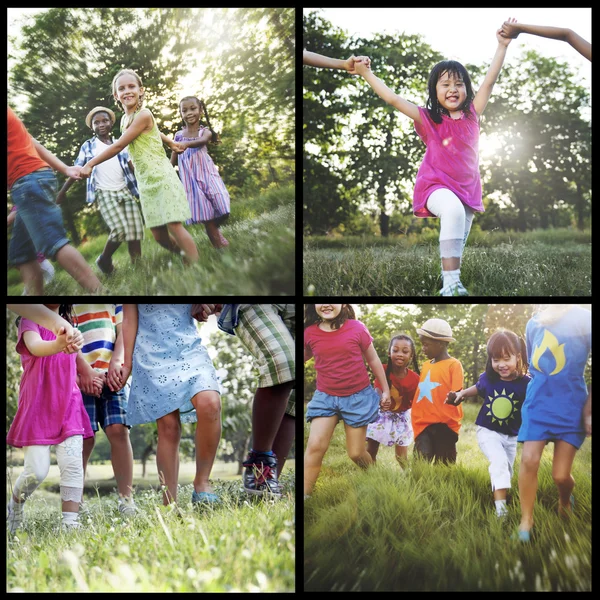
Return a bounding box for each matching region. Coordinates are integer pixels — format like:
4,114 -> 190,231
80,69 -> 199,263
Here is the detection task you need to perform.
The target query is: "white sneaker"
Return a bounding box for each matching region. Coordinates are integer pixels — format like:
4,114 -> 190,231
439,281 -> 469,296
7,503 -> 24,534
118,497 -> 137,517
61,520 -> 82,531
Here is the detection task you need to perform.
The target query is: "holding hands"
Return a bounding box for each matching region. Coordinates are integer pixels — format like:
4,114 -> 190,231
65,165 -> 84,180
380,390 -> 392,411
445,390 -> 465,406
191,304 -> 223,322
79,164 -> 92,179
497,17 -> 518,45
349,55 -> 372,77
57,327 -> 84,354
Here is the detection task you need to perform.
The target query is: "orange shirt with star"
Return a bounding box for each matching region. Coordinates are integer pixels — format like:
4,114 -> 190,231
411,357 -> 464,440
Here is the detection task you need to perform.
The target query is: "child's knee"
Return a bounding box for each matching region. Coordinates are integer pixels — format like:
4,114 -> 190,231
192,391 -> 221,419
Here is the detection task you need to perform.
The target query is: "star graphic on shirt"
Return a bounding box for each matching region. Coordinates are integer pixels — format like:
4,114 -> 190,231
416,371 -> 441,403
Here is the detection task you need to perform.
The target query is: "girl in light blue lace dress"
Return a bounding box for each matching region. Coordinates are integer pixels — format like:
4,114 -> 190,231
121,304 -> 222,506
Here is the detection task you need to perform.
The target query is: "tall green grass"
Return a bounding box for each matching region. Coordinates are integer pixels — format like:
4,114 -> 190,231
304,404 -> 591,591
8,185 -> 295,295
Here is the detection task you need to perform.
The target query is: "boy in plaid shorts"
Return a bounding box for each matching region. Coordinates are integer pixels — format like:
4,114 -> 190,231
57,107 -> 144,275
73,304 -> 136,516
217,304 -> 295,497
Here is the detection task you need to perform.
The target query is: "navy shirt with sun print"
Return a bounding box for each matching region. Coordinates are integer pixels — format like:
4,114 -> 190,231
474,372 -> 531,436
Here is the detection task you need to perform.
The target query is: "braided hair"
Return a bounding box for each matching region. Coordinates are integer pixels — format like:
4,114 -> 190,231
385,334 -> 420,391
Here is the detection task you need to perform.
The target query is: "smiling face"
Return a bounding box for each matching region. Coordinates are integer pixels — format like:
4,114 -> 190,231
315,304 -> 342,321
114,73 -> 144,111
436,70 -> 467,113
180,98 -> 202,127
491,352 -> 518,380
91,112 -> 113,137
389,337 -> 413,370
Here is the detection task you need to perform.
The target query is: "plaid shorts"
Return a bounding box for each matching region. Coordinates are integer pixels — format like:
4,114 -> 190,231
82,382 -> 131,432
237,304 -> 296,417
96,186 -> 145,242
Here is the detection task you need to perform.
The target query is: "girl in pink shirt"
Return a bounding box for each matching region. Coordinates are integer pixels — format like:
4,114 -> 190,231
6,304 -> 94,533
353,19 -> 516,296
303,303 -> 390,498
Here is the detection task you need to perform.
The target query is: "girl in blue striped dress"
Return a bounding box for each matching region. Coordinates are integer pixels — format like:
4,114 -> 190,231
171,97 -> 231,248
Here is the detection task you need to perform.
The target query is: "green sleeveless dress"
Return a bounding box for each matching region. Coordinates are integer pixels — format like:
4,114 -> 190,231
121,108 -> 191,228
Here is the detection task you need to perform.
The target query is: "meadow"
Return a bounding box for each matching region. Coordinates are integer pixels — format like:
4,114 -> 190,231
8,184 -> 295,296
304,403 -> 591,592
303,229 -> 591,296
6,467 -> 295,592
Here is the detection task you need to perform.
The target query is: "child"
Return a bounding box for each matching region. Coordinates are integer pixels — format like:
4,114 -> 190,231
217,304 -> 295,497
412,318 -> 464,464
515,304 -> 591,542
500,20 -> 591,62
353,20 -> 517,295
7,107 -> 103,294
366,334 -> 420,466
7,304 -> 83,346
6,304 -> 93,533
120,304 -> 222,506
303,304 -> 390,498
79,70 -> 200,264
57,107 -> 144,274
303,50 -> 370,73
445,330 -> 530,517
172,97 -> 230,249
73,304 -> 136,516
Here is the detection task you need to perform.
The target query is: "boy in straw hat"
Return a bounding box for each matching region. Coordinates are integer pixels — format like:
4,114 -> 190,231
57,106 -> 144,274
412,318 -> 464,464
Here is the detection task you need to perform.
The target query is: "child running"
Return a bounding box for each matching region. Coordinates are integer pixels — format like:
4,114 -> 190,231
79,69 -> 200,264
353,20 -> 517,295
446,330 -> 530,518
172,97 -> 231,248
366,333 -> 420,466
412,318 -> 464,464
304,304 -> 390,499
515,304 -> 591,542
6,304 -> 93,533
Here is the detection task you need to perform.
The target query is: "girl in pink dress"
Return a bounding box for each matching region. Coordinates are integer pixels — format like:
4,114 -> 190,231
172,96 -> 231,249
6,304 -> 94,533
353,19 -> 516,296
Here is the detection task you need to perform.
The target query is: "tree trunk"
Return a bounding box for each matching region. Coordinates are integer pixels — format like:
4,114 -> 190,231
576,181 -> 585,231
379,211 -> 390,238
141,443 -> 155,478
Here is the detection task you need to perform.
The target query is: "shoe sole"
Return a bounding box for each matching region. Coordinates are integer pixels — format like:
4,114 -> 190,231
243,487 -> 282,498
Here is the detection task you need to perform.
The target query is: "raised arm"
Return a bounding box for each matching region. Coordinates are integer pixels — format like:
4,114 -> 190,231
501,21 -> 591,62
473,19 -> 516,117
303,50 -> 355,71
353,59 -> 422,125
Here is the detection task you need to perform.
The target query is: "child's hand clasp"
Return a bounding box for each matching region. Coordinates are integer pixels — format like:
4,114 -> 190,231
347,55 -> 371,76
498,17 -> 518,44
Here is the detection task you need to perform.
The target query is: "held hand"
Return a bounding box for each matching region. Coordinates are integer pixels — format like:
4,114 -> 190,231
351,56 -> 372,77
92,376 -> 105,398
79,368 -> 100,397
500,19 -> 521,39
497,18 -> 518,45
191,304 -> 216,322
107,359 -> 124,392
65,166 -> 83,180
117,363 -> 132,390
171,142 -> 187,154
445,391 -> 463,406
80,164 -> 92,179
380,391 -> 391,411
56,327 -> 83,354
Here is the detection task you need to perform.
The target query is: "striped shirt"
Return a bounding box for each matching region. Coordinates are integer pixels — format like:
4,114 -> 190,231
73,304 -> 123,371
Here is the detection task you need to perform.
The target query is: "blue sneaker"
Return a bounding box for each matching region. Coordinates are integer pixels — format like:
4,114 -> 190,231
191,491 -> 220,506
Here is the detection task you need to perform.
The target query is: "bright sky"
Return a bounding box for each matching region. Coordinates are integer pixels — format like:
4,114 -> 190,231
305,8 -> 591,88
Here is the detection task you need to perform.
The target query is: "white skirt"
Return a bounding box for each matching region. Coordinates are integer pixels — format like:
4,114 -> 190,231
367,409 -> 413,447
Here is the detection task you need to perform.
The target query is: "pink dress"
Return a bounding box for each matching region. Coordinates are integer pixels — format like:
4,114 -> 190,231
413,102 -> 483,217
174,127 -> 231,224
6,318 -> 93,448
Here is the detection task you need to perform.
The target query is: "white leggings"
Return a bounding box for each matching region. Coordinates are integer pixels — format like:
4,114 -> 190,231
12,435 -> 84,504
426,188 -> 475,259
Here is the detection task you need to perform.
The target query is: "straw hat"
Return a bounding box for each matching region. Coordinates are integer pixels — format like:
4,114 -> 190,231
85,106 -> 116,129
416,318 -> 455,342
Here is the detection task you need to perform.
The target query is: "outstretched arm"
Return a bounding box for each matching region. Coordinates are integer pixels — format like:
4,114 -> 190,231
473,19 -> 516,116
32,140 -> 82,180
501,21 -> 591,62
303,50 -> 368,74
353,59 -> 422,125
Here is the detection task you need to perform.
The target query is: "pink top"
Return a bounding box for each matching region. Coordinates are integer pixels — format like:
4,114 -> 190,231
6,318 -> 93,448
304,319 -> 373,396
413,103 -> 483,217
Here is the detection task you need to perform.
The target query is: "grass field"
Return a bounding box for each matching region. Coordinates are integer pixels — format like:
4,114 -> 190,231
304,404 -> 591,591
6,466 -> 295,592
8,184 -> 295,295
303,229 -> 591,296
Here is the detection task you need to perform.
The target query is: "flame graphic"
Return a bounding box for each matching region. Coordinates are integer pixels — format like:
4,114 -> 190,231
531,329 -> 566,375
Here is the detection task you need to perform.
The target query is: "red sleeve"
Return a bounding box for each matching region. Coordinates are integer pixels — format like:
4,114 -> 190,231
303,326 -> 314,359
356,321 -> 374,352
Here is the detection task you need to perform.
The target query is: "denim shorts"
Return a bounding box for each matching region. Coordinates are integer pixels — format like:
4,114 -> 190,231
306,384 -> 380,428
82,382 -> 131,433
8,168 -> 70,266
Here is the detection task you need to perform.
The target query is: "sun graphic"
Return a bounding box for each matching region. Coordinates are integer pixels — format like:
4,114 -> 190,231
485,389 -> 518,426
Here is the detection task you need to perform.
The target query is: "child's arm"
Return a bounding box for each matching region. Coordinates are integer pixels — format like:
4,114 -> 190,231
22,329 -> 71,357
7,209 -> 16,227
107,322 -> 125,392
159,132 -> 186,154
32,140 -> 83,180
303,50 -> 363,72
178,129 -> 212,150
170,149 -> 178,167
56,177 -> 78,205
446,384 -> 478,405
473,19 -> 516,116
80,111 -> 153,177
363,343 -> 391,404
128,159 -> 135,174
120,304 -> 139,388
353,59 -> 422,125
76,351 -> 102,397
583,386 -> 591,436
9,305 -> 83,347
501,21 -> 591,62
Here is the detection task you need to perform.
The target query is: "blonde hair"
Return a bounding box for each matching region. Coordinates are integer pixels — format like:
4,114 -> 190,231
533,304 -> 574,326
112,69 -> 145,110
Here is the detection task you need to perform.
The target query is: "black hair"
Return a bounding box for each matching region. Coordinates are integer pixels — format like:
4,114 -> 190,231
304,304 -> 356,331
386,334 -> 420,390
485,330 -> 528,381
179,96 -> 221,144
426,60 -> 475,125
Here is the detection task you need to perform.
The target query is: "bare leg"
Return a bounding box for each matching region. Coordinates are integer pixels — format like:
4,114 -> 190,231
518,440 -> 546,532
150,225 -> 181,254
344,423 -> 373,469
395,445 -> 408,467
82,435 -> 96,481
493,488 -> 508,501
251,382 -> 294,453
101,239 -> 121,263
190,391 -> 221,494
54,244 -> 103,292
272,414 -> 296,476
552,440 -> 577,517
304,416 -> 338,496
166,222 -> 199,263
18,260 -> 44,295
366,438 -> 380,462
156,411 -> 181,505
105,424 -> 134,498
127,240 -> 142,263
204,220 -> 226,248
